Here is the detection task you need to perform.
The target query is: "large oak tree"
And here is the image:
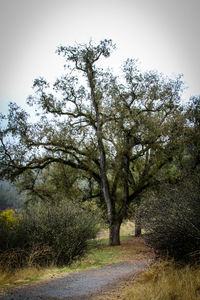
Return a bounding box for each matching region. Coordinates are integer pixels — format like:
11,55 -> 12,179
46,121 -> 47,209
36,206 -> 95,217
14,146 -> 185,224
0,39 -> 185,245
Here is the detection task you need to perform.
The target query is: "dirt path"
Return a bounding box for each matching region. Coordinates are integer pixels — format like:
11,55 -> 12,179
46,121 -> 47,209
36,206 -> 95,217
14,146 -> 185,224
0,258 -> 152,300
0,237 -> 154,300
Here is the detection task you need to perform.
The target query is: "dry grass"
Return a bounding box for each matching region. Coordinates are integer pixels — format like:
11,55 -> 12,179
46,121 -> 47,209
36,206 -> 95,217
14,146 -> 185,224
120,221 -> 135,236
0,266 -> 59,287
123,261 -> 200,300
95,260 -> 200,300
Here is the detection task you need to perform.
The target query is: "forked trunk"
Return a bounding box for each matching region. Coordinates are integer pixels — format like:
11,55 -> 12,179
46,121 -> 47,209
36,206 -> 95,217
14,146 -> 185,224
109,220 -> 122,246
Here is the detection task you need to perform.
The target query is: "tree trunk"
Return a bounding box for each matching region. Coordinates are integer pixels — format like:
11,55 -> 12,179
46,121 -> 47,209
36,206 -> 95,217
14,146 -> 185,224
87,64 -> 113,225
109,220 -> 122,246
134,208 -> 142,237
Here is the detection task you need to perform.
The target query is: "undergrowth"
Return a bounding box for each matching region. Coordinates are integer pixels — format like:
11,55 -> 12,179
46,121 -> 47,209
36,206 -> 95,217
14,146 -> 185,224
0,235 -> 137,287
124,260 -> 200,300
0,222 -> 149,288
0,201 -> 100,269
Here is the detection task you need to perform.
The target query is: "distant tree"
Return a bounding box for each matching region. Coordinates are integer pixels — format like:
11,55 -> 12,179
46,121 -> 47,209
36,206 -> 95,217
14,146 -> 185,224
185,95 -> 200,169
0,39 -> 185,245
0,181 -> 22,210
16,164 -> 84,203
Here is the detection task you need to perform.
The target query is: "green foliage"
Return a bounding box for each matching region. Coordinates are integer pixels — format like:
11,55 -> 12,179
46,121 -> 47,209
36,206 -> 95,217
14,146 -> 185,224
185,95 -> 200,168
0,201 -> 100,269
0,209 -> 18,228
0,209 -> 21,254
16,164 -> 100,207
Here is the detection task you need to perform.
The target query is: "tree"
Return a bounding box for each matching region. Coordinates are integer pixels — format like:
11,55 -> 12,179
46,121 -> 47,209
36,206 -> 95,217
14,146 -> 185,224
16,164 -> 91,205
0,181 -> 22,210
185,95 -> 200,169
0,39 -> 185,245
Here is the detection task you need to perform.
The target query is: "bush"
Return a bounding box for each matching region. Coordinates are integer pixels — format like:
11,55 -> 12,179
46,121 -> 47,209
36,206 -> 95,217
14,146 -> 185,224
141,174 -> 200,261
0,200 -> 100,269
0,209 -> 21,253
0,209 -> 18,228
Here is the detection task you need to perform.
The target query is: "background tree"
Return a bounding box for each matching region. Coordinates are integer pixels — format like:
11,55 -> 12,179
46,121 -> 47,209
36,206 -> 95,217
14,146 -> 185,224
139,96 -> 200,260
16,163 -> 93,204
0,39 -> 185,245
185,95 -> 200,169
0,181 -> 22,210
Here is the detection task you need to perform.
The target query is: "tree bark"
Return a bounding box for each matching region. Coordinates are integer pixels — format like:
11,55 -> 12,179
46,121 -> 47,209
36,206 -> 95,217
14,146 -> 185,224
134,207 -> 142,237
109,219 -> 122,246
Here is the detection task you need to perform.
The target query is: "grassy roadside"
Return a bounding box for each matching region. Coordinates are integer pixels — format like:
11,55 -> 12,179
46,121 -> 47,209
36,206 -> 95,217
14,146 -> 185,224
93,259 -> 200,300
0,222 -> 150,288
2,243 -> 200,300
0,236 -> 150,288
120,261 -> 200,300
93,261 -> 200,300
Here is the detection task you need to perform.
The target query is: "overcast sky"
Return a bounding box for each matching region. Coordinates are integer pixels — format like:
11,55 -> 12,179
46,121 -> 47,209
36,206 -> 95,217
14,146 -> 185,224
0,0 -> 200,114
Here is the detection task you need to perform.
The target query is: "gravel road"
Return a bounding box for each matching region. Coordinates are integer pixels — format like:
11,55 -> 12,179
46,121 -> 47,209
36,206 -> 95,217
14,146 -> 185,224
0,259 -> 151,300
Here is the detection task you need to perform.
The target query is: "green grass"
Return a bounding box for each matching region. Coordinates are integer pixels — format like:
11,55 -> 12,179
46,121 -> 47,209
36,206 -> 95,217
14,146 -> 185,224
59,236 -> 132,273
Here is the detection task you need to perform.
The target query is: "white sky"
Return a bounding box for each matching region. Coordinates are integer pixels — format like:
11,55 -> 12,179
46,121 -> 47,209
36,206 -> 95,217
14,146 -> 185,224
0,0 -> 200,114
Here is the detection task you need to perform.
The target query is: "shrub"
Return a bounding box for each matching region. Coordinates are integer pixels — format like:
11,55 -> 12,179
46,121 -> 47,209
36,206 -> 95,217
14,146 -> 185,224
0,200 -> 100,269
0,209 -> 21,252
141,174 -> 200,261
0,209 -> 17,228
